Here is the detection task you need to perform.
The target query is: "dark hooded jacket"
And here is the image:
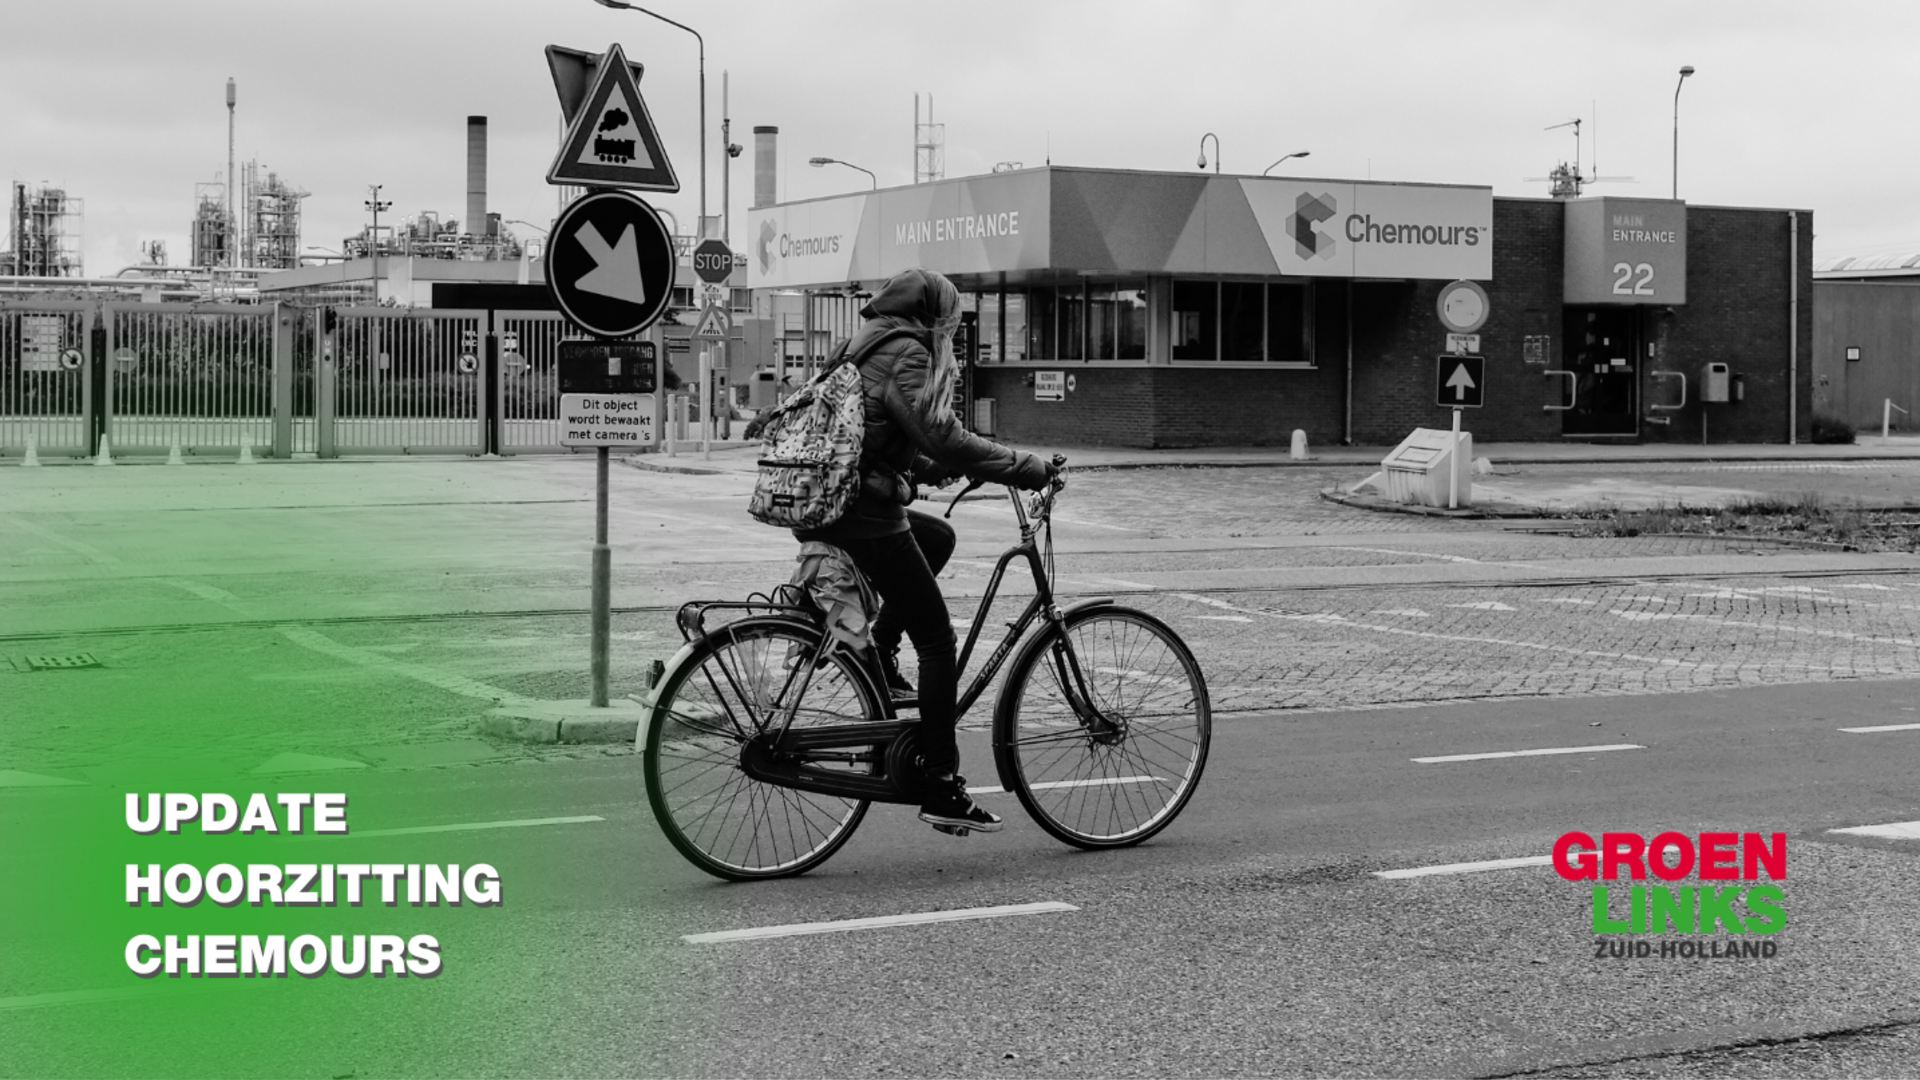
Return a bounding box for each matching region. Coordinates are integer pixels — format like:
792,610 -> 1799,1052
795,269 -> 1051,541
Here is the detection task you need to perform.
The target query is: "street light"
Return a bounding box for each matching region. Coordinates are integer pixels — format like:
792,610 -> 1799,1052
809,156 -> 877,189
1262,150 -> 1311,176
1673,64 -> 1695,200
592,0 -> 706,237
363,184 -> 390,305
1197,132 -> 1220,173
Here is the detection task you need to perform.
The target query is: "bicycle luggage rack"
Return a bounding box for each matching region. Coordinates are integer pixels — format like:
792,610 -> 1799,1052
676,586 -> 816,642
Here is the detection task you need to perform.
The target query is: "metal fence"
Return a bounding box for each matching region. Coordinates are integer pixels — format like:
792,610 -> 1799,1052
320,307 -> 485,456
0,300 -> 92,458
0,299 -> 711,460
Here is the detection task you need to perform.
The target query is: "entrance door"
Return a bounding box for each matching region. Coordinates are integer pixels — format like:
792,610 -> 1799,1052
1561,306 -> 1641,437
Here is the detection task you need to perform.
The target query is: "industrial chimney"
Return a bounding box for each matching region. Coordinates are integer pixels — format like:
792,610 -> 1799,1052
753,126 -> 778,209
466,116 -> 488,236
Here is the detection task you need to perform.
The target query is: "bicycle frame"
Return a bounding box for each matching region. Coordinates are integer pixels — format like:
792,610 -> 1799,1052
692,483 -> 1116,805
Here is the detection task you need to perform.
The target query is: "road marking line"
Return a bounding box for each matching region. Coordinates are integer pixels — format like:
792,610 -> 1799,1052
682,901 -> 1079,944
1412,744 -> 1644,764
0,770 -> 85,787
968,776 -> 1162,795
1194,614 -> 1253,622
1370,608 -> 1429,617
279,625 -> 533,704
349,815 -> 605,838
1448,601 -> 1517,611
1089,577 -> 1156,590
0,986 -> 215,1011
1829,821 -> 1920,840
1374,855 -> 1553,879
1839,723 -> 1920,734
1332,546 -> 1480,564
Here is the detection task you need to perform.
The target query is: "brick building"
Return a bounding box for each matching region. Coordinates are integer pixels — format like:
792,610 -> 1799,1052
748,167 -> 1813,447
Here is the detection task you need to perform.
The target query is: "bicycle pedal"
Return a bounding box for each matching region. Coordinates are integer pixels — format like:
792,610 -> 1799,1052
930,823 -> 971,838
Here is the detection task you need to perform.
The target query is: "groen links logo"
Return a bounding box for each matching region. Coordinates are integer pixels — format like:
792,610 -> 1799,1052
1557,831 -> 1787,960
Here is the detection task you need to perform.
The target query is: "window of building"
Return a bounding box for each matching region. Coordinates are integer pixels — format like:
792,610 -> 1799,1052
1172,280 -> 1218,361
1090,282 -> 1148,360
1026,287 -> 1058,361
1002,292 -> 1027,361
1058,285 -> 1086,360
1221,281 -> 1264,362
1267,282 -> 1309,364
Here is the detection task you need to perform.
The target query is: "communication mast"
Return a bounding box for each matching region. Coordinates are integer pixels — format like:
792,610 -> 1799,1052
914,92 -> 944,185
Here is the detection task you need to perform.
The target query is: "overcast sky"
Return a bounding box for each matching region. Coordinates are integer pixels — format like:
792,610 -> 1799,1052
4,0 -> 1915,274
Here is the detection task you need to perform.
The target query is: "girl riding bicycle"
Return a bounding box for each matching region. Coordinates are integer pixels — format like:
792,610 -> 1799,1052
792,267 -> 1056,834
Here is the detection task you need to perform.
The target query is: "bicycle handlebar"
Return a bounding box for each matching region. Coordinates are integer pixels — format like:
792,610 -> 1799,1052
942,454 -> 1068,520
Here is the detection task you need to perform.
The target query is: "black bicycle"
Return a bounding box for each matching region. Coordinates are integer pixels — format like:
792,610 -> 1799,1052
641,458 -> 1212,880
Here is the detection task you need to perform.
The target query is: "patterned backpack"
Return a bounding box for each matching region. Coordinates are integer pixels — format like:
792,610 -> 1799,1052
746,328 -> 913,530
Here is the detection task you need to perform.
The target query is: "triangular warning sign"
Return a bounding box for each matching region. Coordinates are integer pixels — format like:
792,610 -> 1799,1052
546,43 -> 680,193
693,304 -> 729,340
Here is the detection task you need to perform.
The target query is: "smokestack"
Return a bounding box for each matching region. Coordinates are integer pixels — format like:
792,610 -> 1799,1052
466,116 -> 488,236
753,126 -> 778,209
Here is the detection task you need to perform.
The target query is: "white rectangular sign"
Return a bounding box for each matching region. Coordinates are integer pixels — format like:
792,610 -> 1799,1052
1034,371 -> 1064,402
1241,178 -> 1493,281
21,315 -> 63,372
561,393 -> 655,447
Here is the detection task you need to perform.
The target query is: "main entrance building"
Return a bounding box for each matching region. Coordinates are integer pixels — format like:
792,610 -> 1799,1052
748,166 -> 1812,447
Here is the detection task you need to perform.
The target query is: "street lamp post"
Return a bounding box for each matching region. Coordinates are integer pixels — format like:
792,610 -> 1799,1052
1262,150 -> 1311,175
1197,132 -> 1220,173
1673,65 -> 1695,200
592,0 -> 706,237
363,184 -> 390,305
809,156 -> 877,189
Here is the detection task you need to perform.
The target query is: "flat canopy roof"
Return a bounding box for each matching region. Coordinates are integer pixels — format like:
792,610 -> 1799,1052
746,165 -> 1494,290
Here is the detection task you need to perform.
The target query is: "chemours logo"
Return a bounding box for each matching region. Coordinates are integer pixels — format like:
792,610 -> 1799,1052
755,219 -> 778,274
756,219 -> 843,274
1287,192 -> 1337,261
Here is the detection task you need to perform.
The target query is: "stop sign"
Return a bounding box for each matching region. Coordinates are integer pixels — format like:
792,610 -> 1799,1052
692,239 -> 733,285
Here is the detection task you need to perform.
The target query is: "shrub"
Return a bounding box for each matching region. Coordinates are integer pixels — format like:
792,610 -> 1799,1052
1810,411 -> 1856,444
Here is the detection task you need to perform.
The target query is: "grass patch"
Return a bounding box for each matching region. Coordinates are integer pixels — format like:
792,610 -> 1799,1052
1569,493 -> 1915,551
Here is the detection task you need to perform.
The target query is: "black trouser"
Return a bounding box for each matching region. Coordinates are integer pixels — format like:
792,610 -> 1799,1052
835,510 -> 959,777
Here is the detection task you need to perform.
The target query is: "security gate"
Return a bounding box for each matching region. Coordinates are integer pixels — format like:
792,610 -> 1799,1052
102,302 -> 283,457
496,310 -> 570,453
319,308 -> 486,455
0,300 -> 93,458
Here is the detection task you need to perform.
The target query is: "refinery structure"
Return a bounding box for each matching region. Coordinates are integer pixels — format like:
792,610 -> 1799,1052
2,182 -> 85,278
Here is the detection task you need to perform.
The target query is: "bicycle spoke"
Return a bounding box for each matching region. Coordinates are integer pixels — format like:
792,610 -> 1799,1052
1003,610 -> 1210,848
645,620 -> 880,879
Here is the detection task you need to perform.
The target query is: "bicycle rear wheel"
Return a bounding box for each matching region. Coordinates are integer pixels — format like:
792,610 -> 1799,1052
644,618 -> 882,880
995,606 -> 1210,849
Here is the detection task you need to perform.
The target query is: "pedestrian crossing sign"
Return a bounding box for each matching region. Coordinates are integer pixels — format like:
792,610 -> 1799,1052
693,303 -> 730,341
546,43 -> 680,192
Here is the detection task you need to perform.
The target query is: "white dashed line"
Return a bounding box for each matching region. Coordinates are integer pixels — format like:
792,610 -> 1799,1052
348,815 -> 605,838
1829,821 -> 1920,840
969,776 -> 1163,795
1332,546 -> 1480,564
682,901 -> 1079,944
1838,723 -> 1920,734
1373,855 -> 1553,879
1411,743 -> 1644,764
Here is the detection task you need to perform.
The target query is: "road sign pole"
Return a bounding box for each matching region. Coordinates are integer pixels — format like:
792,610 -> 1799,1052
591,445 -> 611,708
1449,407 -> 1462,510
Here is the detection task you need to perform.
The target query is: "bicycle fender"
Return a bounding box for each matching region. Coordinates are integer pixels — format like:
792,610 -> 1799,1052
639,614 -> 831,750
987,596 -> 1118,794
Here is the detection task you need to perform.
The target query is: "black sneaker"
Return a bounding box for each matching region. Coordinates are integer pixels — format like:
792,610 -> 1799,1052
918,777 -> 1002,834
878,646 -> 916,700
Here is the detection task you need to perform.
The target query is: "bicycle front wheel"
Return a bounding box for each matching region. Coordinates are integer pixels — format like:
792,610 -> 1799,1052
995,607 -> 1211,849
643,618 -> 882,880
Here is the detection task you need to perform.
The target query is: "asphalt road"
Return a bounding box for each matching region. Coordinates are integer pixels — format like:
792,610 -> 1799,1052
5,456 -> 1920,1078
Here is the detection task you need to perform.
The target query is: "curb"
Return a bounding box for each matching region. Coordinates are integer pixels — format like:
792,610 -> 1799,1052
1317,488 -> 1543,519
480,698 -> 646,744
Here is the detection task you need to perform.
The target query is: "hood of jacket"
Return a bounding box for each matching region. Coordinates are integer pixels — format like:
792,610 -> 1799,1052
859,267 -> 948,327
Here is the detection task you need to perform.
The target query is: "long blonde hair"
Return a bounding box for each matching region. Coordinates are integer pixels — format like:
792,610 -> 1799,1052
919,269 -> 961,425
